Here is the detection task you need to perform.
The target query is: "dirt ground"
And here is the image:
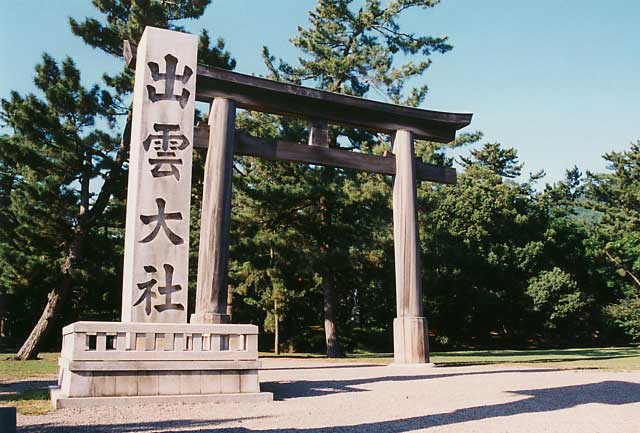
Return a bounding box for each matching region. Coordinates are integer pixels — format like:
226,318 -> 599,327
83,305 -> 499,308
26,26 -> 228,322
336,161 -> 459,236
16,358 -> 640,433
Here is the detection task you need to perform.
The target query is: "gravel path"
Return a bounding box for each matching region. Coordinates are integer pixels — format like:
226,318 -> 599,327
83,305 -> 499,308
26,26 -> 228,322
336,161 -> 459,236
17,359 -> 640,433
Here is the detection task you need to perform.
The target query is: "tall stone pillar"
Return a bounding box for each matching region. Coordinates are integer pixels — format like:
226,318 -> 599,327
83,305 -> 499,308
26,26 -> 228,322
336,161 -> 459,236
121,27 -> 197,324
191,98 -> 236,324
392,129 -> 430,364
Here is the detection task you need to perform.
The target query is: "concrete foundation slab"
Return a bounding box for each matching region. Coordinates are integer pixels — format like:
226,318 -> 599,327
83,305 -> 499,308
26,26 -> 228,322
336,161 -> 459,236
51,388 -> 273,409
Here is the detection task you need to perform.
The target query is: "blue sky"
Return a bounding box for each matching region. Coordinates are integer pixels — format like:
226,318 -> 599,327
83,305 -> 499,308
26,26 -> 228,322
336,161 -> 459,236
1,0 -> 639,185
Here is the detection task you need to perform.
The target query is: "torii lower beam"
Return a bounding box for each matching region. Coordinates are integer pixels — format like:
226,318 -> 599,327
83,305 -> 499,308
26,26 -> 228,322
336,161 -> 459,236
193,126 -> 457,184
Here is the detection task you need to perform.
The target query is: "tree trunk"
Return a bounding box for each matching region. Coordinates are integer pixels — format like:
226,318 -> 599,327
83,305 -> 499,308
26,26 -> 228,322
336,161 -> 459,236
11,113 -> 132,361
12,234 -> 83,360
318,140 -> 343,357
274,299 -> 279,355
226,286 -> 233,318
319,195 -> 342,358
322,272 -> 343,357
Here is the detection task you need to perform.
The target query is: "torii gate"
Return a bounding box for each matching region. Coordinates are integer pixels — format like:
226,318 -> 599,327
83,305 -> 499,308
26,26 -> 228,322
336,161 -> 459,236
123,35 -> 471,365
52,28 -> 470,410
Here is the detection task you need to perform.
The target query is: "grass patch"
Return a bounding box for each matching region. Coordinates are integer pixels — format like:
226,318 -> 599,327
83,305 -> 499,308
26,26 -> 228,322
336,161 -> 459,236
0,389 -> 50,415
430,346 -> 640,370
262,346 -> 640,370
0,353 -> 59,381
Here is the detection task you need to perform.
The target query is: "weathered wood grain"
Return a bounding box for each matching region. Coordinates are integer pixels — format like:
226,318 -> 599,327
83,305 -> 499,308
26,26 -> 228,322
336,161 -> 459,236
124,41 -> 472,143
392,130 -> 429,364
192,99 -> 235,324
308,119 -> 329,147
393,130 -> 423,319
194,126 -> 456,184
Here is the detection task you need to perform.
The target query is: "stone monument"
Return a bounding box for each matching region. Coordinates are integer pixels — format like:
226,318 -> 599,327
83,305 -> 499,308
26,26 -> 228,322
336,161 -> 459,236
50,27 -> 273,409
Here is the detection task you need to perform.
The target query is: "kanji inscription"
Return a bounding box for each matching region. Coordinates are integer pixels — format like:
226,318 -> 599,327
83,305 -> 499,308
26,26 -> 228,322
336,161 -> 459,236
146,54 -> 193,108
139,198 -> 184,245
121,27 -> 197,323
134,264 -> 185,316
143,123 -> 191,180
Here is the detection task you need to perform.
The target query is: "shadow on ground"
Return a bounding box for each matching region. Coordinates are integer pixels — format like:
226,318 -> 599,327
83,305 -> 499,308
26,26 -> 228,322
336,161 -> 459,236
19,378 -> 640,433
261,363 -> 385,371
0,380 -> 56,394
262,367 -> 567,399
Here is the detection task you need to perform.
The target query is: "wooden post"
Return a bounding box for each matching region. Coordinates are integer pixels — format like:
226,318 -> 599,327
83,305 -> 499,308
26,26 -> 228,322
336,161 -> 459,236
308,119 -> 329,147
392,130 -> 429,364
191,98 -> 236,324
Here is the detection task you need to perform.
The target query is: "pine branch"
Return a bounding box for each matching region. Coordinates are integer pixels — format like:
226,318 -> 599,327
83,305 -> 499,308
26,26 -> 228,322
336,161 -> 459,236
82,109 -> 131,228
604,248 -> 640,291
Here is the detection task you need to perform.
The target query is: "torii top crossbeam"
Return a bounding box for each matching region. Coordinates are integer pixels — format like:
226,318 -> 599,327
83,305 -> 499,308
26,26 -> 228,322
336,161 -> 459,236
124,40 -> 471,143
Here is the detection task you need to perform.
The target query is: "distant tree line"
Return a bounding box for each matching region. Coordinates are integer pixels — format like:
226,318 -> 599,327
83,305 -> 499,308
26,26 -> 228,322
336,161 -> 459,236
1,0 -> 638,359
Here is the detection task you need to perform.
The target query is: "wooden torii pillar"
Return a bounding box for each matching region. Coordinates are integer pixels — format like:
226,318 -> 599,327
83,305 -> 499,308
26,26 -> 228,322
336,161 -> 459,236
191,98 -> 235,324
392,130 -> 427,363
125,40 -> 471,363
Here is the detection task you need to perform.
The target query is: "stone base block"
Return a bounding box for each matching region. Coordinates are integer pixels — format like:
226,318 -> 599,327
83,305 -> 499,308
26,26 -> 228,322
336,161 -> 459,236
54,367 -> 262,401
190,313 -> 230,324
388,363 -> 436,368
50,389 -> 273,409
393,316 -> 430,364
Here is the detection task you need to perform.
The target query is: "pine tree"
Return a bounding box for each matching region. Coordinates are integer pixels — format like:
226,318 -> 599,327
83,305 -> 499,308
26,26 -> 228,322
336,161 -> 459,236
233,0 -> 455,356
1,56 -> 123,359
2,0 -> 234,360
587,142 -> 640,340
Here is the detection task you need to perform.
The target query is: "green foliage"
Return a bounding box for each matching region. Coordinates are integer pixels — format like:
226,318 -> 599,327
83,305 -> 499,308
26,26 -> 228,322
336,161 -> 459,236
526,267 -> 588,329
587,142 -> 640,341
0,55 -> 123,340
271,0 -> 451,104
606,296 -> 640,341
460,142 -> 524,178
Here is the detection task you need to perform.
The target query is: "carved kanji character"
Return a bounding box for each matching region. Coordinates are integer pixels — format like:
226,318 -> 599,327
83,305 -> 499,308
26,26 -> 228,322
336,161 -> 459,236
146,54 -> 192,108
132,264 -> 184,316
133,265 -> 158,316
142,123 -> 190,181
154,264 -> 184,313
139,198 -> 184,245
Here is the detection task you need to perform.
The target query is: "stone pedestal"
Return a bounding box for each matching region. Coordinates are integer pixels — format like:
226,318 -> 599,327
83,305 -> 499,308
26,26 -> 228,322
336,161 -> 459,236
393,317 -> 429,364
50,322 -> 272,409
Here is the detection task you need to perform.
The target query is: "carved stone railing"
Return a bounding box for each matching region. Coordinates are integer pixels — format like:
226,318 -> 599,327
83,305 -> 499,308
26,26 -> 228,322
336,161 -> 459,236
60,322 -> 257,362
